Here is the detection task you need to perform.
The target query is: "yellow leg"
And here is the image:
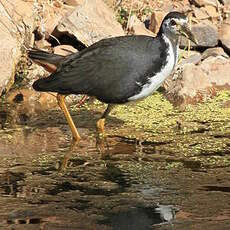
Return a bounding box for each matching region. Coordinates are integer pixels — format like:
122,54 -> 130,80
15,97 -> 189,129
96,104 -> 114,136
57,94 -> 81,141
95,104 -> 114,154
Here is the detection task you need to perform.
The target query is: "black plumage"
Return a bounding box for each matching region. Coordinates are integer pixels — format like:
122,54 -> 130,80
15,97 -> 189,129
33,35 -> 169,104
28,49 -> 65,66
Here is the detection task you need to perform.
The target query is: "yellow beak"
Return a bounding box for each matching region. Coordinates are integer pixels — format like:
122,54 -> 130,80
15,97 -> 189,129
180,25 -> 198,45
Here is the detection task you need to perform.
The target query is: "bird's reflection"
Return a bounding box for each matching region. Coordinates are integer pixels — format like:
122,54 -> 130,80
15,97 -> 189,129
58,134 -> 110,172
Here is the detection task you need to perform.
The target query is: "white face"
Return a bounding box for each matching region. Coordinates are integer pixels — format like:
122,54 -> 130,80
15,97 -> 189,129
163,17 -> 188,35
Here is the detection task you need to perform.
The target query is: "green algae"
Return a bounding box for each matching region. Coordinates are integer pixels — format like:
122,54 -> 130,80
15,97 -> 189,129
79,91 -> 230,168
113,91 -> 230,133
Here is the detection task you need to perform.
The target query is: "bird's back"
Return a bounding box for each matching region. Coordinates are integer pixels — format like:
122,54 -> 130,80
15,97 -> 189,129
33,35 -> 169,104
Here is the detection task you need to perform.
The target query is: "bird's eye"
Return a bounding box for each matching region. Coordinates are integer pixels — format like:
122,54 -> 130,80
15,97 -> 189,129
170,19 -> 177,26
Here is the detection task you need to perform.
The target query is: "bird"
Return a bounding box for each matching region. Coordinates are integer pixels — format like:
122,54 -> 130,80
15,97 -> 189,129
29,11 -> 197,143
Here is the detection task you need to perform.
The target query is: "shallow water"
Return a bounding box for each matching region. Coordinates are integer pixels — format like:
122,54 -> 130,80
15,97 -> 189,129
0,126 -> 229,230
0,92 -> 230,229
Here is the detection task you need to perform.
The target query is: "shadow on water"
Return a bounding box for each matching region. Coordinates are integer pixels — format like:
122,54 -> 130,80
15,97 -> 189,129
0,171 -> 25,197
47,181 -> 80,195
103,162 -> 131,189
201,186 -> 230,193
47,163 -> 131,196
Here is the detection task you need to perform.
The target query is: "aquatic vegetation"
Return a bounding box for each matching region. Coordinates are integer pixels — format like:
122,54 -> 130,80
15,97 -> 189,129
79,91 -> 230,168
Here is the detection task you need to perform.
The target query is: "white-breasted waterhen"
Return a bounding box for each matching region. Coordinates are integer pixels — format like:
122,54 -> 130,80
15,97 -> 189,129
30,12 -> 197,143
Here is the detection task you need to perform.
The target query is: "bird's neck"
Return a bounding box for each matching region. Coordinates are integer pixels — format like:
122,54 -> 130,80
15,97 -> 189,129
169,36 -> 179,66
158,32 -> 179,66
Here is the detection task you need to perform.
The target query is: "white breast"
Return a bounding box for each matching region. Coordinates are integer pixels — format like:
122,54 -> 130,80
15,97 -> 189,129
128,35 -> 177,101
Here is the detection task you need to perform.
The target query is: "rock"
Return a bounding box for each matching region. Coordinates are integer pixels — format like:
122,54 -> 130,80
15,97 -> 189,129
0,0 -> 39,96
222,100 -> 230,108
0,30 -> 20,95
200,56 -> 230,90
180,20 -> 218,48
223,5 -> 230,21
27,65 -> 49,87
3,89 -> 58,126
3,87 -> 84,126
0,0 -> 67,96
34,39 -> 52,50
40,5 -> 65,38
53,0 -> 63,8
189,0 -> 218,7
203,5 -> 219,19
0,3 -> 21,95
54,45 -> 78,56
54,0 -> 124,46
102,0 -> 116,8
179,52 -> 202,65
149,11 -> 167,34
193,7 -> 209,20
201,47 -> 229,60
63,0 -> 82,6
165,56 -> 230,106
127,15 -> 155,36
219,21 -> 230,55
6,89 -> 58,112
1,0 -> 34,31
165,63 -> 213,107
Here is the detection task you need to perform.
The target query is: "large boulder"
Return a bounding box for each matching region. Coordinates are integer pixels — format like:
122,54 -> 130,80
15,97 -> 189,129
54,0 -> 124,46
165,56 -> 230,107
180,20 -> 218,48
219,20 -> 230,56
201,47 -> 229,60
0,2 -> 22,95
0,0 -> 69,96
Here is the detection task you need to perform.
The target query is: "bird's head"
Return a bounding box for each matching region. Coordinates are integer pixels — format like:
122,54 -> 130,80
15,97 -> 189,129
159,12 -> 198,45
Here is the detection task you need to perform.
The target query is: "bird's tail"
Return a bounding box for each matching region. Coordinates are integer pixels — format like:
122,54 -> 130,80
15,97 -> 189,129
32,76 -> 58,92
28,49 -> 65,72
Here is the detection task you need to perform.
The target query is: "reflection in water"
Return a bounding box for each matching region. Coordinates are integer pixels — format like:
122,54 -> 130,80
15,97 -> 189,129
99,205 -> 176,230
103,162 -> 131,189
0,123 -> 229,229
155,205 -> 177,223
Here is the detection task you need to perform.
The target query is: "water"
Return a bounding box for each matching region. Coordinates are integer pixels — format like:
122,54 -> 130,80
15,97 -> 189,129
0,92 -> 230,229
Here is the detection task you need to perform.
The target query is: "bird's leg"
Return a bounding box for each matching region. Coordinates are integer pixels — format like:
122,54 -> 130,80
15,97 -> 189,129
57,94 -> 81,171
96,104 -> 114,154
57,94 -> 81,142
96,104 -> 114,137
